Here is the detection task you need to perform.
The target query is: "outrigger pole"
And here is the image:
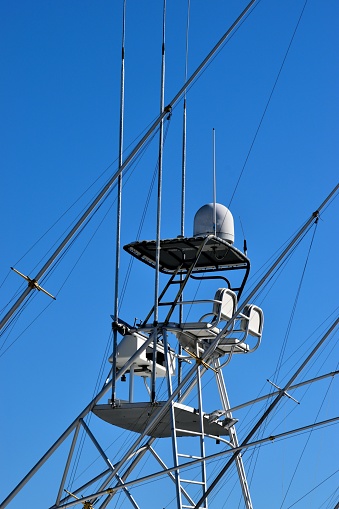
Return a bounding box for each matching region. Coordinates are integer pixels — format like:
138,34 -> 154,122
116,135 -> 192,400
0,0 -> 259,333
1,184 -> 337,508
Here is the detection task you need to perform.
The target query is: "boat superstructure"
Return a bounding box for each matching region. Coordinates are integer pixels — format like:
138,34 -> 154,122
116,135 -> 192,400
1,1 -> 338,508
3,184 -> 337,508
91,202 -> 263,508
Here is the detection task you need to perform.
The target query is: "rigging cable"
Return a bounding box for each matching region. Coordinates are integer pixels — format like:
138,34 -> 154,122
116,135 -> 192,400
0,124 -> 160,357
280,311 -> 339,385
167,0 -> 262,125
0,280 -> 26,315
0,165 -> 118,291
228,0 -> 310,209
66,331 -> 115,494
0,171 -> 119,321
240,210 -> 320,301
2,107 -> 163,282
244,220 -> 316,312
279,357 -> 338,508
273,217 -> 319,385
268,334 -> 338,436
285,469 -> 339,509
0,102 -> 164,334
0,292 -> 39,357
243,221 -> 320,489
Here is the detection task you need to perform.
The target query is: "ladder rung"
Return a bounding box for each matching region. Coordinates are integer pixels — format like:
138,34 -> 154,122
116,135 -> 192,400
182,506 -> 207,509
176,428 -> 204,437
181,479 -> 205,485
178,453 -> 203,459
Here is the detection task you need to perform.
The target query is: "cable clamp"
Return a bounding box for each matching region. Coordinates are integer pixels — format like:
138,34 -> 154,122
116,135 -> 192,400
164,104 -> 172,119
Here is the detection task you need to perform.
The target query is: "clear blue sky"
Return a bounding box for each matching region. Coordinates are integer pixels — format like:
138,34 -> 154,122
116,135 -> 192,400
1,1 -> 338,508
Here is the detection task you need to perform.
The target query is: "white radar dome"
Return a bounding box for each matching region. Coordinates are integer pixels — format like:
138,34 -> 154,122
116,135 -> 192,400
193,203 -> 234,244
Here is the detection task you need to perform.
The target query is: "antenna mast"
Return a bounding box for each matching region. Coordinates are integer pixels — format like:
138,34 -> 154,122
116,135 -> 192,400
212,128 -> 217,235
111,0 -> 127,405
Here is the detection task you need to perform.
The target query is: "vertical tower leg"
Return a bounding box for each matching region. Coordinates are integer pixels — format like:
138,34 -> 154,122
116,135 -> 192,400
196,364 -> 208,508
163,329 -> 182,509
214,359 -> 253,509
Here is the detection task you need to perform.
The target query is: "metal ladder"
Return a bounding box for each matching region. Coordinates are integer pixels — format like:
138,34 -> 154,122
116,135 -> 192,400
164,329 -> 208,509
179,364 -> 208,509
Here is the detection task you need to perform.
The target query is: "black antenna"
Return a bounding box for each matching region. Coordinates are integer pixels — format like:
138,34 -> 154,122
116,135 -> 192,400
239,216 -> 248,255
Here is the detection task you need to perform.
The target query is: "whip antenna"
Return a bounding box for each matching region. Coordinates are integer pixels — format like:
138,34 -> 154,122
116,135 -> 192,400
212,128 -> 217,235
